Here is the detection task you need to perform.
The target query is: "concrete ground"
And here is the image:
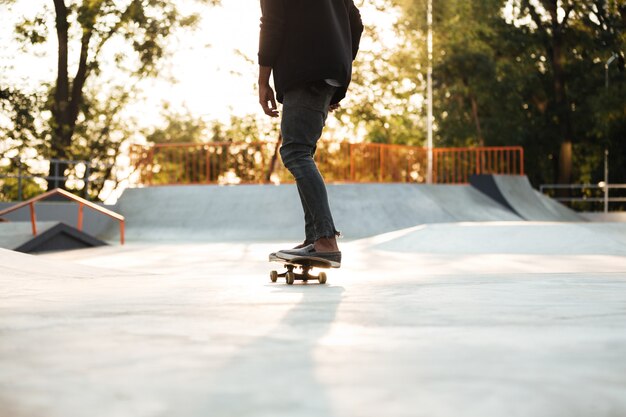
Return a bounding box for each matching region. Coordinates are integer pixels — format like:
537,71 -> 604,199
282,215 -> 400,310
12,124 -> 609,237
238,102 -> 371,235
2,222 -> 626,417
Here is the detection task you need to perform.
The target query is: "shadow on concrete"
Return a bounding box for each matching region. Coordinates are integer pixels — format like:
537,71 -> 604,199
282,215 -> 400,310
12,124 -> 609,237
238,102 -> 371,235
184,284 -> 345,417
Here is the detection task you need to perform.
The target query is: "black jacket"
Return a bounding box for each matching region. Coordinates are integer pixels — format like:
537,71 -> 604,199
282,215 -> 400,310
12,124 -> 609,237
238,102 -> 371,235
258,0 -> 364,104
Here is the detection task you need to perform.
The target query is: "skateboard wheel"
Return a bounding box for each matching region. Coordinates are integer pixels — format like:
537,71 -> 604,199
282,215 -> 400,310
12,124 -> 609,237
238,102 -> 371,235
286,272 -> 295,285
270,271 -> 278,283
318,272 -> 327,285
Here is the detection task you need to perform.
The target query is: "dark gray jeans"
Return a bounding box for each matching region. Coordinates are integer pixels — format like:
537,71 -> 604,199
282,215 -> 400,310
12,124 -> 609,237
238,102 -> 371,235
280,82 -> 338,243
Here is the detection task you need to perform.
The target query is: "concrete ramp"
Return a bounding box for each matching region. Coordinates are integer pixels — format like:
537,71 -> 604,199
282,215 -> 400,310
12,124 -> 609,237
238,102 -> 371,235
417,185 -> 520,222
0,247 -> 135,280
0,221 -> 107,253
110,184 -> 522,242
373,222 -> 626,255
470,175 -> 584,222
0,221 -> 59,250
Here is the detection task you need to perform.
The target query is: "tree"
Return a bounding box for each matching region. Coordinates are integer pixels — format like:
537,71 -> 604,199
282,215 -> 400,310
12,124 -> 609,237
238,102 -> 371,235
508,1 -> 581,184
0,85 -> 50,201
335,0 -> 427,147
508,0 -> 625,185
381,0 -> 625,188
1,0 -> 220,199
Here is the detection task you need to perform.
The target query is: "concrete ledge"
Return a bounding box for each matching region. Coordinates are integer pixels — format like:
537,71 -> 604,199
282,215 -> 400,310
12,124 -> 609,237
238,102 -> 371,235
582,212 -> 626,222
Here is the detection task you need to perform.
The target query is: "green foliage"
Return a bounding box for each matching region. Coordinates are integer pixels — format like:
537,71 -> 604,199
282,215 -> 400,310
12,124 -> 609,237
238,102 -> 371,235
0,87 -> 47,154
211,114 -> 280,144
0,87 -> 49,201
14,11 -> 48,46
142,110 -> 282,185
345,0 -> 626,189
145,108 -> 281,145
336,3 -> 426,146
0,0 -> 220,201
0,172 -> 44,202
145,106 -> 209,144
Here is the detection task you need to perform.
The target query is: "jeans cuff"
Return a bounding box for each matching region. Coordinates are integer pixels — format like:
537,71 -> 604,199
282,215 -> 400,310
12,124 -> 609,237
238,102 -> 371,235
315,229 -> 341,241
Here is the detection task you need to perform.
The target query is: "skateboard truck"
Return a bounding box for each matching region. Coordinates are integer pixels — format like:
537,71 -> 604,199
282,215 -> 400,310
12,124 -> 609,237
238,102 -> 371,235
269,254 -> 331,285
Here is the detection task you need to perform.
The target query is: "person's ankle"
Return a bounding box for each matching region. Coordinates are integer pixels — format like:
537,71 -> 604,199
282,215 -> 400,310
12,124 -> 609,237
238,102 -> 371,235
314,236 -> 339,252
294,240 -> 313,249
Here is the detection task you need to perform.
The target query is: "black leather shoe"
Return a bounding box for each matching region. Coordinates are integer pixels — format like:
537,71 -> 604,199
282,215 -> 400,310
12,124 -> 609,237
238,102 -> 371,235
269,240 -> 313,259
276,244 -> 342,267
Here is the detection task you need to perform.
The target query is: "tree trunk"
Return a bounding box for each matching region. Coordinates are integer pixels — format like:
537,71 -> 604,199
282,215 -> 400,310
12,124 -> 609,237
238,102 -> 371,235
49,0 -> 70,191
470,95 -> 484,147
547,1 -> 574,185
265,133 -> 283,183
558,140 -> 573,184
526,0 -> 574,186
51,0 -> 69,154
49,0 -> 94,191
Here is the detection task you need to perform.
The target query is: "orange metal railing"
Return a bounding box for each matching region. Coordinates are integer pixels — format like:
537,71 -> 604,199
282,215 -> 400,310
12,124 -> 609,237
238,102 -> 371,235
433,146 -> 525,184
0,188 -> 125,245
130,142 -> 524,186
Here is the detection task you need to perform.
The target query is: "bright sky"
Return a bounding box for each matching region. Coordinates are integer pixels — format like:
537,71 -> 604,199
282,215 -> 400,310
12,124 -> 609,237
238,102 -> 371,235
0,0 -> 391,128
0,0 -> 262,124
0,0 -> 394,202
139,0 -> 263,122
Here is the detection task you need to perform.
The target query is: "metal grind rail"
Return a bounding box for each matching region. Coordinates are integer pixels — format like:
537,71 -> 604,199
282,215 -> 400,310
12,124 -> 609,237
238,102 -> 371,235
129,142 -> 525,186
0,188 -> 125,245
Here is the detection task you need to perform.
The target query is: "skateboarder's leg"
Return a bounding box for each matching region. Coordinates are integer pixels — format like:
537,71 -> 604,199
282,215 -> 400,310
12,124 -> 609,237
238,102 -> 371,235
281,143 -> 337,241
297,144 -> 319,245
296,182 -> 316,245
279,82 -> 339,248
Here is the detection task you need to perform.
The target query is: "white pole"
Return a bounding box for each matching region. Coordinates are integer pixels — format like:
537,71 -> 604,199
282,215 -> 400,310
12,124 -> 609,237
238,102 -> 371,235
605,53 -> 617,90
604,149 -> 609,213
426,0 -> 434,184
603,54 -> 617,213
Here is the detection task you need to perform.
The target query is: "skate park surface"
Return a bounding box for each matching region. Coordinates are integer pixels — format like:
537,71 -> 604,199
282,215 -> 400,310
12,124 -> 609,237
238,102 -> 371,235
2,181 -> 626,417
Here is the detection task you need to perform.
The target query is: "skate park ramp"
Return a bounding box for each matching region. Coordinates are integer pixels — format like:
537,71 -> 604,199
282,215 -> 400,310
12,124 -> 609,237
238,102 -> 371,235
470,174 -> 584,222
0,246 -> 129,279
3,223 -> 626,417
417,184 -> 521,221
108,184 -> 521,242
0,221 -> 59,250
372,222 -> 626,256
0,221 -> 107,253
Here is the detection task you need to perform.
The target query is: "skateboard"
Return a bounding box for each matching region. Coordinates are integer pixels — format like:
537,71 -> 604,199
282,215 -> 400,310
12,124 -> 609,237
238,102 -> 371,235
269,253 -> 335,285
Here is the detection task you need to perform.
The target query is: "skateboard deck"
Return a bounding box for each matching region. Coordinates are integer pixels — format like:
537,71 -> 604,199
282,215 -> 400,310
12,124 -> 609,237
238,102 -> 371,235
269,253 -> 335,285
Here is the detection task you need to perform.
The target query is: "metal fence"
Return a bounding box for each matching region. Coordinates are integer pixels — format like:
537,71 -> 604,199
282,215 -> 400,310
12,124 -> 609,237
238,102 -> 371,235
0,159 -> 101,201
433,146 -> 524,184
129,142 -> 525,186
540,183 -> 626,212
